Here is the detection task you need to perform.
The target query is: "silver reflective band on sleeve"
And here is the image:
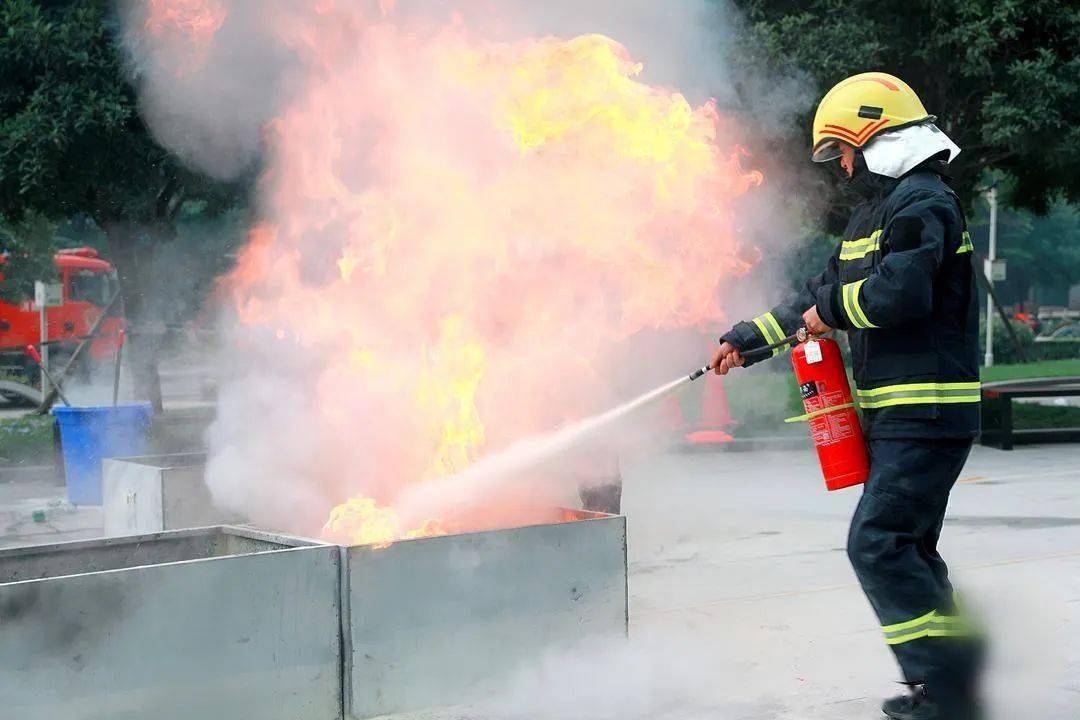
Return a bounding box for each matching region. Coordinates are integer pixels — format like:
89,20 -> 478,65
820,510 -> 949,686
842,279 -> 877,329
751,312 -> 785,357
857,382 -> 981,409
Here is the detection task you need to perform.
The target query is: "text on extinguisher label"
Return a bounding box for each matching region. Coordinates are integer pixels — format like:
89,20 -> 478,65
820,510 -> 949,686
802,382 -> 858,446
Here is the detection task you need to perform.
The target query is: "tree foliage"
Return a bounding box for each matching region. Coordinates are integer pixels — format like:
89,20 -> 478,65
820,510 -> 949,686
735,0 -> 1080,219
0,0 -> 239,235
0,0 -> 244,408
968,190 -> 1080,306
0,214 -> 58,305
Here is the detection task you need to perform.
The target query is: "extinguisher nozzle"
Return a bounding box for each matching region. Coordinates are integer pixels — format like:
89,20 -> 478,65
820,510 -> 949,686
688,365 -> 710,381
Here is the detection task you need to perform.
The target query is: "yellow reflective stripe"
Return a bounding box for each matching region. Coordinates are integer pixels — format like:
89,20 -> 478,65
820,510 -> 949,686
842,279 -> 876,329
881,611 -> 935,634
857,382 -> 981,397
887,629 -> 930,645
850,279 -> 876,328
752,312 -> 786,357
882,610 -> 937,634
886,626 -> 970,645
957,231 -> 974,255
856,381 -> 981,409
883,611 -> 972,645
839,230 -> 882,260
841,283 -> 857,327
860,396 -> 981,409
752,316 -> 777,345
762,312 -> 785,357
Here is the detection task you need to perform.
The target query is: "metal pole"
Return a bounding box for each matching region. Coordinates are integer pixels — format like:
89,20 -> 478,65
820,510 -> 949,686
33,290 -> 121,415
984,185 -> 998,367
35,282 -> 51,396
113,329 -> 125,406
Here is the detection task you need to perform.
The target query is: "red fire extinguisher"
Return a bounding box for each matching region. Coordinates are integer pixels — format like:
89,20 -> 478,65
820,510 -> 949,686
789,336 -> 869,491
693,329 -> 870,491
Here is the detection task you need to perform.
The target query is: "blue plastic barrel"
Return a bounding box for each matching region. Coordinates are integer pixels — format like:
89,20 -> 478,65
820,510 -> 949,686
52,404 -> 153,505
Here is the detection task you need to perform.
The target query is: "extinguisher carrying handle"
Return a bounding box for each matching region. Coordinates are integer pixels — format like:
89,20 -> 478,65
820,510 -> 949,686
740,326 -> 810,363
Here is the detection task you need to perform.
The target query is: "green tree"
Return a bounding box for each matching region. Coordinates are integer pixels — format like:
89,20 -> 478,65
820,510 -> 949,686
0,0 -> 243,410
0,214 -> 58,305
967,192 -> 1080,307
734,0 -> 1080,223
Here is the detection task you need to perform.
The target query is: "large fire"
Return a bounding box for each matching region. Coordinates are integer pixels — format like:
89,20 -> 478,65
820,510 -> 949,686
138,1 -> 764,546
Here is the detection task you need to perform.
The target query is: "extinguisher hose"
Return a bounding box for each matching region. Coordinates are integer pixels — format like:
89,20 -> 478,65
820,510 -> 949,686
739,327 -> 809,363
689,327 -> 810,381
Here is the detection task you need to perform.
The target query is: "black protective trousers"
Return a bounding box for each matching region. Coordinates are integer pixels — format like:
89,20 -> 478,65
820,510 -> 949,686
847,437 -> 980,702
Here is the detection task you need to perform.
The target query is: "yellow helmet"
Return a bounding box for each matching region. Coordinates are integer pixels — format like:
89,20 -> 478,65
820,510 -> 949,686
811,72 -> 933,162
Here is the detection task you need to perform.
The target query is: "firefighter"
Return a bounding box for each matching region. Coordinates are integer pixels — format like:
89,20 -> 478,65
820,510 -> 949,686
712,72 -> 982,720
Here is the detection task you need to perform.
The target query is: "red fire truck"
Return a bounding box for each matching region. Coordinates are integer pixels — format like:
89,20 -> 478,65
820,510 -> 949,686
0,247 -> 125,381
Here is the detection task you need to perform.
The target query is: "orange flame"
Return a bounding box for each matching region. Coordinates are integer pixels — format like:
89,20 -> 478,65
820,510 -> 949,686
323,496 -> 447,548
190,4 -> 764,542
414,316 -> 487,478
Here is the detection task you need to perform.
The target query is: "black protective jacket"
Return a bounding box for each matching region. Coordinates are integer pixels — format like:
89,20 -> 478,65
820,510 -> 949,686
723,168 -> 980,439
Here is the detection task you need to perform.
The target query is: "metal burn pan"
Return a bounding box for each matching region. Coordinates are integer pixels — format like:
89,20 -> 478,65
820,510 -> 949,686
342,508 -> 628,718
0,526 -> 342,720
0,505 -> 628,720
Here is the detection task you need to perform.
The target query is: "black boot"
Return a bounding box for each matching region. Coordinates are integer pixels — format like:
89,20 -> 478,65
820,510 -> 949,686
882,684 -> 982,720
882,685 -> 926,719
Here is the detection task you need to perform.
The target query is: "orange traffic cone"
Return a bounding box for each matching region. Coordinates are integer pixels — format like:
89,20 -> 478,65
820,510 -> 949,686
686,371 -> 734,445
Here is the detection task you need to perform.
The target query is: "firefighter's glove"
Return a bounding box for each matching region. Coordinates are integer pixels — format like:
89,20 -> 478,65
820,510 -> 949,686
711,341 -> 745,376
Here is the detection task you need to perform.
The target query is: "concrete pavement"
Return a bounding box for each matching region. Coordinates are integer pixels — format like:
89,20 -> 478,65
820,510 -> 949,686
445,442 -> 1080,719
614,442 -> 1079,719
1,441 -> 1076,718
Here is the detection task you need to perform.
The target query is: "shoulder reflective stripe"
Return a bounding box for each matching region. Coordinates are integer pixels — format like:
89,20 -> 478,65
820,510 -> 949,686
842,278 -> 877,329
957,231 -> 974,255
839,230 -> 882,260
856,381 -> 981,409
762,312 -> 785,356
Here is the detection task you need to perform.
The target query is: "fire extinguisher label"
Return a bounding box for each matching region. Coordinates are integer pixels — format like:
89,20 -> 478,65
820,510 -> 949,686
800,381 -> 819,400
808,387 -> 857,446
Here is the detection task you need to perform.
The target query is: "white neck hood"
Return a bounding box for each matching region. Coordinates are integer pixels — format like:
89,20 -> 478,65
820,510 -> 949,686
862,123 -> 961,178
